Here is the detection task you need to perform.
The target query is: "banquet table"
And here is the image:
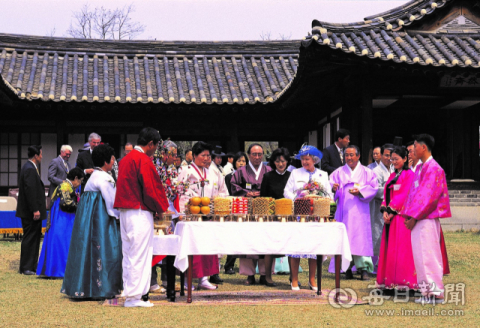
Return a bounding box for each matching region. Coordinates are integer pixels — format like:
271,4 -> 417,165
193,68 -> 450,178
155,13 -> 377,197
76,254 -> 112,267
0,211 -> 47,236
152,235 -> 183,302
173,221 -> 352,303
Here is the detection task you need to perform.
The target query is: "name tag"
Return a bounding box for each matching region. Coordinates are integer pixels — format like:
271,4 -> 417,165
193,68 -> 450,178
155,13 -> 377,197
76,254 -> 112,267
393,184 -> 401,191
246,183 -> 252,190
414,181 -> 419,188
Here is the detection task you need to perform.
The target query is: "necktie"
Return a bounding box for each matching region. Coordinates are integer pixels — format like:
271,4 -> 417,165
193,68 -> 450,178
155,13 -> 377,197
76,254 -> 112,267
36,168 -> 40,175
64,161 -> 69,173
339,149 -> 344,164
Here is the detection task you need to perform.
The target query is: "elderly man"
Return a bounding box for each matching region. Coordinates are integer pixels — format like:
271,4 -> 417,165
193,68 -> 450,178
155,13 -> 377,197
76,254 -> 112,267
118,143 -> 133,163
114,128 -> 169,308
16,145 -> 47,275
407,141 -> 422,173
47,145 -> 72,197
231,143 -> 272,285
367,146 -> 381,170
330,145 -> 378,280
369,144 -> 393,269
76,132 -> 101,192
321,129 -> 351,175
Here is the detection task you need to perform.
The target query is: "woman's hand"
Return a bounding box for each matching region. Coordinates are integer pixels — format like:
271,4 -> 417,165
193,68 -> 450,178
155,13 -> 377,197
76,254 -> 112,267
349,188 -> 360,196
383,211 -> 390,224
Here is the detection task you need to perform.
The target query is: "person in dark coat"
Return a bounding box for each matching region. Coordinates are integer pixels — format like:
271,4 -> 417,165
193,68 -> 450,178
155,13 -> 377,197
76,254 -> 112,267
47,145 -> 72,197
76,132 -> 101,192
320,129 -> 350,175
16,145 -> 47,275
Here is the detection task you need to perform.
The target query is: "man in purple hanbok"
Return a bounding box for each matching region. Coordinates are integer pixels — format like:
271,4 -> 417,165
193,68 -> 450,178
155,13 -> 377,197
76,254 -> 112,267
402,134 -> 451,303
330,145 -> 378,280
230,143 -> 272,285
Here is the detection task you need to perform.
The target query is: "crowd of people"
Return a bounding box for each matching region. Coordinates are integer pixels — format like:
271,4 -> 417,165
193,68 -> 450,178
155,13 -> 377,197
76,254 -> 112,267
15,127 -> 451,307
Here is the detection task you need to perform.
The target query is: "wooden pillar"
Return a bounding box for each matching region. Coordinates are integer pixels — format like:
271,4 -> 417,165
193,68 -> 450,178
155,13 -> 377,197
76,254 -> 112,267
361,82 -> 373,166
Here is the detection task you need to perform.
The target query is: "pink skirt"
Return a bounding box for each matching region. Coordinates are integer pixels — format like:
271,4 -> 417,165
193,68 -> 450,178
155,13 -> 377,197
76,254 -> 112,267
377,215 -> 417,290
191,255 -> 219,278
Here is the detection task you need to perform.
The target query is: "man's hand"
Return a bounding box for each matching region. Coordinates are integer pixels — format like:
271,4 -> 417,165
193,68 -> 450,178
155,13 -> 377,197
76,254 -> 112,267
408,158 -> 413,167
404,217 -> 417,230
332,183 -> 339,192
246,191 -> 260,197
33,211 -> 41,220
349,188 -> 360,196
85,168 -> 94,175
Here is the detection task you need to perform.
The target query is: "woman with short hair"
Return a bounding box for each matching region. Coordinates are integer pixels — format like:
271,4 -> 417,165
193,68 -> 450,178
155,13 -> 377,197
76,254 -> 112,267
62,144 -> 123,299
225,152 -> 248,195
177,141 -> 229,290
37,167 -> 84,278
284,145 -> 332,291
259,147 -> 292,286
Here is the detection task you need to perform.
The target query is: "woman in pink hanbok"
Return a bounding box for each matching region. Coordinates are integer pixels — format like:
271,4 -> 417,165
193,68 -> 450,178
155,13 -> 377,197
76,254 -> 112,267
377,147 -> 417,293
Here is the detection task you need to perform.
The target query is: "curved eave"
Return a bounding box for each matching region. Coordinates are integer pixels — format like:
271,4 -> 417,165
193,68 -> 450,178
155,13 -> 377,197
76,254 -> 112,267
313,0 -> 451,32
303,29 -> 480,69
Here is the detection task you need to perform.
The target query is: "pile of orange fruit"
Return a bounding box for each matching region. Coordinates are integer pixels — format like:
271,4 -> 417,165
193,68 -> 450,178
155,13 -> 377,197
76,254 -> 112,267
189,197 -> 211,215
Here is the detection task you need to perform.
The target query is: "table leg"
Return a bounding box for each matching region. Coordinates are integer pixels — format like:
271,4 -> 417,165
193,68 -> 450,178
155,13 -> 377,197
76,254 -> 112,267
187,255 -> 193,303
166,256 -> 175,302
180,272 -> 185,296
317,255 -> 322,296
335,255 -> 341,303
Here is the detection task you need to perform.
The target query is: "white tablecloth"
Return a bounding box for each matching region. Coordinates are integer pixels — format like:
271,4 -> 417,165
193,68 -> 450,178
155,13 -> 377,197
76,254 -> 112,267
173,222 -> 352,272
153,235 -> 180,255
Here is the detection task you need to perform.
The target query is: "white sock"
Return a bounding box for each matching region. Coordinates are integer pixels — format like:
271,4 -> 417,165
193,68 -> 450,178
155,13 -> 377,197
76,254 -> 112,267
199,276 -> 208,283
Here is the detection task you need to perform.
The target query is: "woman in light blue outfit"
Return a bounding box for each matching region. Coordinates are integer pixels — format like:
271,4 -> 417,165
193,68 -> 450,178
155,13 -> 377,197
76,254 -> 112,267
284,145 -> 332,291
37,168 -> 84,278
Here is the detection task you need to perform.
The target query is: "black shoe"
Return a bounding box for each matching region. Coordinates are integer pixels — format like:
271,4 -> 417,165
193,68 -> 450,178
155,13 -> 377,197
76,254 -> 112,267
360,270 -> 371,281
265,281 -> 277,287
345,269 -> 354,280
259,275 -> 267,285
382,289 -> 395,297
141,293 -> 149,302
209,274 -> 223,284
224,268 -> 235,275
245,275 -> 256,285
289,277 -> 301,287
21,270 -> 36,275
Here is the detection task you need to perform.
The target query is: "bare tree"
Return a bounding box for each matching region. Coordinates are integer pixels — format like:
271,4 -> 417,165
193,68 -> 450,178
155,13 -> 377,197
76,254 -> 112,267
66,3 -> 145,40
46,27 -> 56,37
114,4 -> 145,40
278,33 -> 292,41
260,31 -> 272,41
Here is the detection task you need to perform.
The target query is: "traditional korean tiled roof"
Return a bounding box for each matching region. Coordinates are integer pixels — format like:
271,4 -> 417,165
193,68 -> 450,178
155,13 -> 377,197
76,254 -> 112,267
303,0 -> 480,68
0,34 -> 298,105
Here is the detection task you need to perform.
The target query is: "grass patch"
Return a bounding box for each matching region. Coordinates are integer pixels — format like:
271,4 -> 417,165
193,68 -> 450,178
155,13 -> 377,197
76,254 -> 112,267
0,231 -> 479,327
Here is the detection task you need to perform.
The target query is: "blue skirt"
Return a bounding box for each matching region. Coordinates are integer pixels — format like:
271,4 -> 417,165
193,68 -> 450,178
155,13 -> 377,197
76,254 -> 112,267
61,191 -> 123,299
37,198 -> 75,278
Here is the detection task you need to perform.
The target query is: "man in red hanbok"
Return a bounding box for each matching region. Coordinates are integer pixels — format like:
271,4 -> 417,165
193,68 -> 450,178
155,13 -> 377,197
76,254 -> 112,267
402,134 -> 451,304
114,128 -> 169,307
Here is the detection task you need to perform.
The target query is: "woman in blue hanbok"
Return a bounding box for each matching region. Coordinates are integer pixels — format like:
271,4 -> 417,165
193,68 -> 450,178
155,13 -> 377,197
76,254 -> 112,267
61,145 -> 122,299
37,168 -> 84,278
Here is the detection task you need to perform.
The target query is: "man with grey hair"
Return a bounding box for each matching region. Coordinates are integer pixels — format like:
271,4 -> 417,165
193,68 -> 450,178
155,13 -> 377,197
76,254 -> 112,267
48,145 -> 73,197
76,132 -> 101,192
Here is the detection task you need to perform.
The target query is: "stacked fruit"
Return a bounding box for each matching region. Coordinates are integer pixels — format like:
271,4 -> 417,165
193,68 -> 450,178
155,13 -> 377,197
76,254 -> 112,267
232,197 -> 248,215
189,197 -> 211,215
294,198 -> 313,216
275,198 -> 293,216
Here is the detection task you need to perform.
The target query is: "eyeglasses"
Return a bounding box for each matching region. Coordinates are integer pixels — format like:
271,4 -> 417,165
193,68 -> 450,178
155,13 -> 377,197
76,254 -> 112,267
250,153 -> 263,158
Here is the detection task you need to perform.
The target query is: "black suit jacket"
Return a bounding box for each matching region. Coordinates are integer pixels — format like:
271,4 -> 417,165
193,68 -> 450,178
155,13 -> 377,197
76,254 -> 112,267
48,156 -> 71,196
76,149 -> 94,190
321,144 -> 344,175
16,161 -> 47,220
